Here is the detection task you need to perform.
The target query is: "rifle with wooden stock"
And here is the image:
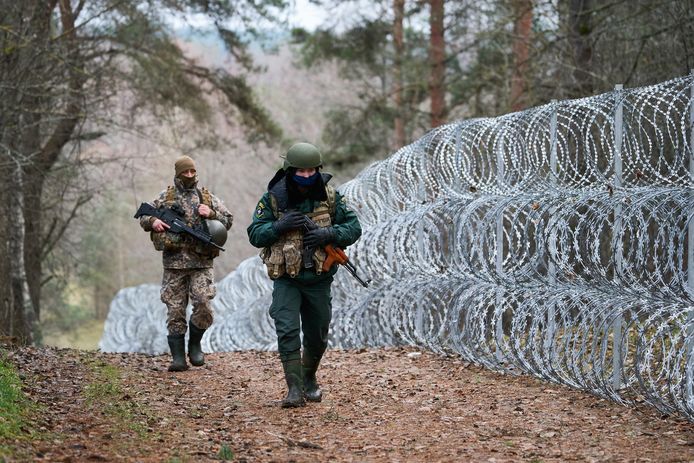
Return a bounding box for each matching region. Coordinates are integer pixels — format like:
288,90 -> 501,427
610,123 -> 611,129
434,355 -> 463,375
303,218 -> 370,288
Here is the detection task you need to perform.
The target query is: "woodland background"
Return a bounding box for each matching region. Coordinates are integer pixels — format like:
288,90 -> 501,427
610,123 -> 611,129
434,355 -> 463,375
1,0 -> 693,347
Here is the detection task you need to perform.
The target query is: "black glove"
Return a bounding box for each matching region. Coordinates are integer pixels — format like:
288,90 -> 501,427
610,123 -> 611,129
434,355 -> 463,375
303,227 -> 335,248
272,211 -> 306,235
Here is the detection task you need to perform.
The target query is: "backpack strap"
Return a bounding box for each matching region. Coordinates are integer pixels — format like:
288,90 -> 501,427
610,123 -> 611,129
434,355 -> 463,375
164,185 -> 176,206
268,177 -> 289,213
199,187 -> 213,207
269,192 -> 279,218
326,185 -> 337,219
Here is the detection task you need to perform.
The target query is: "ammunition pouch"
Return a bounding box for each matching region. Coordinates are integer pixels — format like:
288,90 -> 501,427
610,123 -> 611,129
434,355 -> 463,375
151,231 -> 220,258
261,244 -> 288,279
192,242 -> 221,259
261,230 -> 302,279
260,201 -> 334,279
283,239 -> 303,278
151,231 -> 189,252
312,246 -> 328,271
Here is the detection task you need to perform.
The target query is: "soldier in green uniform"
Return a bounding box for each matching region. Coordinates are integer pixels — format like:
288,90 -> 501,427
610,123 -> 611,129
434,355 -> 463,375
247,143 -> 362,407
139,156 -> 233,372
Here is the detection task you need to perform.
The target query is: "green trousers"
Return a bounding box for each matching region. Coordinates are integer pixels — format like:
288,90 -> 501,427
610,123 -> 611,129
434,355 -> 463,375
269,276 -> 333,362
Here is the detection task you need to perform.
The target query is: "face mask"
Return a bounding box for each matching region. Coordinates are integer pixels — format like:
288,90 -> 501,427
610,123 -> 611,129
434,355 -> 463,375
293,172 -> 319,186
180,175 -> 197,188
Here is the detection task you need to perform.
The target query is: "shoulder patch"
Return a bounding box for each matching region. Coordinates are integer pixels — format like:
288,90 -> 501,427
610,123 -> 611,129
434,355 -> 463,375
337,194 -> 352,211
254,201 -> 266,218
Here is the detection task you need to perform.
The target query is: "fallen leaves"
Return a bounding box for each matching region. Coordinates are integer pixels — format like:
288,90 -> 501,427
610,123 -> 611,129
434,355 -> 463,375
266,431 -> 323,449
2,346 -> 694,462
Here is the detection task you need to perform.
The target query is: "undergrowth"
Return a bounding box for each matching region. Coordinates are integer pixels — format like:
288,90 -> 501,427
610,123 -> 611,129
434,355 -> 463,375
83,360 -> 158,440
0,349 -> 40,459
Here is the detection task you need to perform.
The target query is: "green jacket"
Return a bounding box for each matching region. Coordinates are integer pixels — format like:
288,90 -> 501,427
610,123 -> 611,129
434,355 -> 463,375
247,172 -> 362,283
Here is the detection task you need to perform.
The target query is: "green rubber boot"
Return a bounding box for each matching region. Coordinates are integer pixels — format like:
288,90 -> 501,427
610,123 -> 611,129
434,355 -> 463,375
188,322 -> 206,367
167,334 -> 189,372
281,359 -> 305,408
302,350 -> 323,402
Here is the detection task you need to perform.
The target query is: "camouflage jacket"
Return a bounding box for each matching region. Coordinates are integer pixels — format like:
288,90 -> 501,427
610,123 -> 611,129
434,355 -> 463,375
140,177 -> 233,269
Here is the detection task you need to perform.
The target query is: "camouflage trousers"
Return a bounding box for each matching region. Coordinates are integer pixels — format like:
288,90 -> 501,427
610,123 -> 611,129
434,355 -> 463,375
161,268 -> 216,336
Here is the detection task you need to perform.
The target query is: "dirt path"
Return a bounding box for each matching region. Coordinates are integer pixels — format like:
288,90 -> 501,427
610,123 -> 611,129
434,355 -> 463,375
4,346 -> 694,462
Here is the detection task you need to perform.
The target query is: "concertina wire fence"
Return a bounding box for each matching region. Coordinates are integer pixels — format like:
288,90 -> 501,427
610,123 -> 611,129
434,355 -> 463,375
102,74 -> 694,421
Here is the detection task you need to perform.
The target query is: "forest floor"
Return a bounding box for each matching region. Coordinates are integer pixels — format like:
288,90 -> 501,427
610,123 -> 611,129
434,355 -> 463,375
2,345 -> 694,463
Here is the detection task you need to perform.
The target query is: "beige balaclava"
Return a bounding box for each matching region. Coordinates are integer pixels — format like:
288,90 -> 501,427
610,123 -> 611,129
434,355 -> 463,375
175,155 -> 196,177
175,155 -> 197,188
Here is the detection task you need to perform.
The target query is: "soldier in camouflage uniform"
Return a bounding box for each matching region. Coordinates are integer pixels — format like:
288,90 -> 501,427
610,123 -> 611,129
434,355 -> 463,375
140,155 -> 233,372
247,143 -> 362,407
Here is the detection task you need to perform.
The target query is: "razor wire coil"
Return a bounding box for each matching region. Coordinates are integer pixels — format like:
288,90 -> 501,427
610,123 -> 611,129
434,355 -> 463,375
102,75 -> 694,421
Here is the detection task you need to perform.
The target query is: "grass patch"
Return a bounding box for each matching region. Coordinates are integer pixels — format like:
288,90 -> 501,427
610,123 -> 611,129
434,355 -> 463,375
0,349 -> 41,458
83,360 -> 158,441
217,443 -> 234,460
0,355 -> 27,437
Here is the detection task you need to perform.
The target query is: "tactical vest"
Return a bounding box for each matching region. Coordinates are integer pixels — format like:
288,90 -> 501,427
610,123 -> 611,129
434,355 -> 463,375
260,185 -> 337,279
151,185 -> 216,257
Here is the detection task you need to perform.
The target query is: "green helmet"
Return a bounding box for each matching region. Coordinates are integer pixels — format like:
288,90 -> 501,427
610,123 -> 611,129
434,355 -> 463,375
282,142 -> 322,168
205,219 -> 227,247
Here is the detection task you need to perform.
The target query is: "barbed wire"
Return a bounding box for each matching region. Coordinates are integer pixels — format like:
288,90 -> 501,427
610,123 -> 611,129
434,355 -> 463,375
101,75 -> 694,421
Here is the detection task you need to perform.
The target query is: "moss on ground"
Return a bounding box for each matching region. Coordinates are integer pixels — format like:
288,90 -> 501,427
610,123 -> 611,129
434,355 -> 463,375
0,349 -> 41,460
83,359 -> 160,441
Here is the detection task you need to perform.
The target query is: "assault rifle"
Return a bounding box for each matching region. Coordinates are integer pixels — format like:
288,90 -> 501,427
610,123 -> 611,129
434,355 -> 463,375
303,218 -> 370,287
134,203 -> 225,251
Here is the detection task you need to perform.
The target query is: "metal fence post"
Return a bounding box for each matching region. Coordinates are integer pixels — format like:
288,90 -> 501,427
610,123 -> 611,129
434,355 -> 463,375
687,69 -> 694,299
612,84 -> 624,390
416,142 -> 429,270
686,70 -> 694,408
495,130 -> 506,361
545,101 -> 558,356
688,70 -> 694,299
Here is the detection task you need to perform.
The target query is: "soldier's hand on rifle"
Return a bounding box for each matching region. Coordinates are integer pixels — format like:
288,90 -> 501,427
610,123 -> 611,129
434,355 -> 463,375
272,211 -> 306,235
302,216 -> 319,231
152,219 -> 170,233
303,227 -> 335,248
198,204 -> 212,217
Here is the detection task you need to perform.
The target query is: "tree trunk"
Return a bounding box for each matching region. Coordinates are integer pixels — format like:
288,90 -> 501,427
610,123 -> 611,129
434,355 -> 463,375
8,164 -> 37,344
0,209 -> 11,337
567,0 -> 594,97
510,0 -> 533,112
392,0 -> 406,149
24,0 -> 84,329
21,46 -> 46,322
0,1 -> 84,344
23,167 -> 44,322
19,0 -> 60,326
0,156 -> 27,341
0,8 -> 15,339
0,1 -> 47,342
428,0 -> 446,128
